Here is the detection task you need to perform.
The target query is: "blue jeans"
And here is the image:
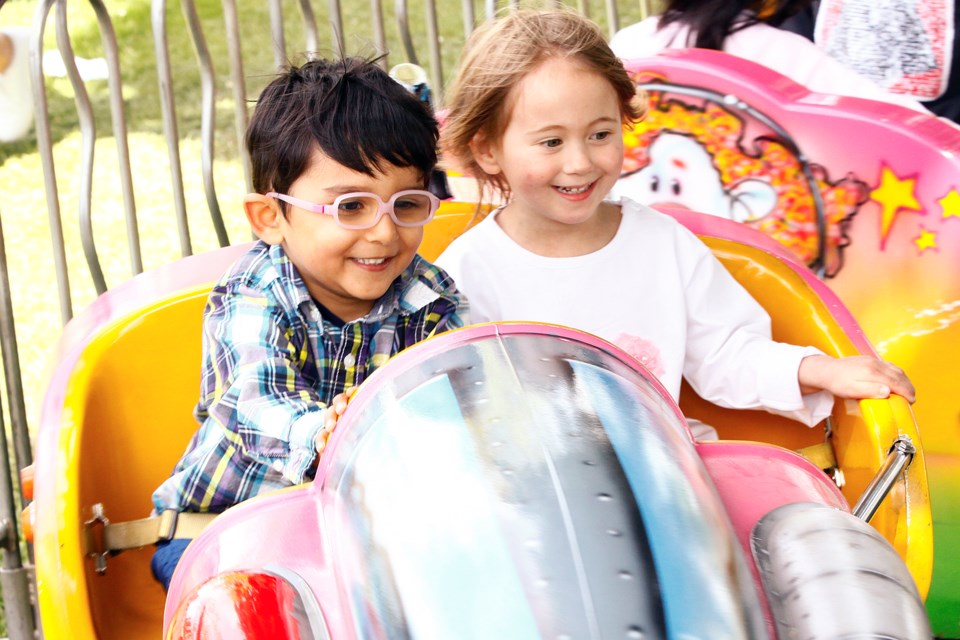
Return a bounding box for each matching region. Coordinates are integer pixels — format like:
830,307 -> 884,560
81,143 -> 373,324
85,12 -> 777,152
151,538 -> 192,591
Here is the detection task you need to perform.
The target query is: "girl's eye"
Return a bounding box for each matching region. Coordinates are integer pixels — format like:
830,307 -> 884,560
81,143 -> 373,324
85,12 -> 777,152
541,138 -> 562,149
592,130 -> 612,141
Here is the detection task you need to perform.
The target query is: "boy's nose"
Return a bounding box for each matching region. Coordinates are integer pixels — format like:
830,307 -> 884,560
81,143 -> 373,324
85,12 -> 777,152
364,210 -> 400,241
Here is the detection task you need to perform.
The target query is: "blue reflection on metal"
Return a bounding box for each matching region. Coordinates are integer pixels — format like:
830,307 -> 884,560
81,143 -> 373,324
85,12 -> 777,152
571,359 -> 760,639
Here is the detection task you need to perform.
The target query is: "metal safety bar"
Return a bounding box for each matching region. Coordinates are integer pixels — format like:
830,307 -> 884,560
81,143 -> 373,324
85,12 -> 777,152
852,436 -> 917,522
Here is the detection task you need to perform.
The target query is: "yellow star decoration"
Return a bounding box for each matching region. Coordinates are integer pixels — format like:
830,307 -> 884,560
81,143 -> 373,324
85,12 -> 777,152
914,227 -> 937,253
940,189 -> 960,220
870,166 -> 922,247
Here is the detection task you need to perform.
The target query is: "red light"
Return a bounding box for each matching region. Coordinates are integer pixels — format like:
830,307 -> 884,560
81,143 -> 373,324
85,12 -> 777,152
168,571 -> 315,640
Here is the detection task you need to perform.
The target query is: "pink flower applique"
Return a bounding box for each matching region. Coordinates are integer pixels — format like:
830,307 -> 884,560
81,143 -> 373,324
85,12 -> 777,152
614,333 -> 665,377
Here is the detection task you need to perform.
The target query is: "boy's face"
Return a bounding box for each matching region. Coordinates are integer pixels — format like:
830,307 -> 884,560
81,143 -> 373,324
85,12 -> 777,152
265,151 -> 425,322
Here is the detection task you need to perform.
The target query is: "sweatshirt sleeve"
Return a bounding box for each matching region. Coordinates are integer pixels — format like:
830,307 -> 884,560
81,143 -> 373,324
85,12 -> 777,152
676,228 -> 833,426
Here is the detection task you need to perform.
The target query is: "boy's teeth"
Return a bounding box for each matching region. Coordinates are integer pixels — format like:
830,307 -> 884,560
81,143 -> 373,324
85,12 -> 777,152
557,184 -> 590,194
356,258 -> 387,265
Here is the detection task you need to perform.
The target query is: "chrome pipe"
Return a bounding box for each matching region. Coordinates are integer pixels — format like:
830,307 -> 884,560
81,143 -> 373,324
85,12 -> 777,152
851,436 -> 916,522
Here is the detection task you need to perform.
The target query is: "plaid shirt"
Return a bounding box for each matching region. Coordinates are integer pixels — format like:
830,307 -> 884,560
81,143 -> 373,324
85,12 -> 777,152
153,241 -> 468,514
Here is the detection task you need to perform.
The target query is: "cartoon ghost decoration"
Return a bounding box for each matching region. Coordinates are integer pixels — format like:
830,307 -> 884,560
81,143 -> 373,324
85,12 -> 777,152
618,82 -> 869,276
613,132 -> 778,224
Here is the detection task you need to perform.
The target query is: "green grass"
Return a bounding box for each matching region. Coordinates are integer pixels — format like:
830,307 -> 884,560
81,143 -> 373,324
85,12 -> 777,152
0,0 -> 657,632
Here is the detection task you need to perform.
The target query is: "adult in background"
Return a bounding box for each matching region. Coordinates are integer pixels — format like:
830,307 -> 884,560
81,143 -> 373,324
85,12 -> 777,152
609,0 -> 928,113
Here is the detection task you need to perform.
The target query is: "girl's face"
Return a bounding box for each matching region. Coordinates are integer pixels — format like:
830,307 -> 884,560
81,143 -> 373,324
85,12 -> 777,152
270,151 -> 425,322
475,57 -> 624,237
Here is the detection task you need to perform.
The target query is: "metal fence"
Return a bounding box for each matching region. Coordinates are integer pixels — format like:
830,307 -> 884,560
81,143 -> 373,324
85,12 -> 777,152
0,0 -> 658,636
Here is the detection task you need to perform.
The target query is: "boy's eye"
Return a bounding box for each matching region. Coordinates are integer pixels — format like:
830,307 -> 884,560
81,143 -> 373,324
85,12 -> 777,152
337,198 -> 368,216
592,130 -> 612,141
541,138 -> 562,149
394,198 -> 418,210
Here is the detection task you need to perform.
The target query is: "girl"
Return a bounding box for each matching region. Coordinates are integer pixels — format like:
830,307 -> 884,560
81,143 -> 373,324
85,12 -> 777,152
436,9 -> 914,437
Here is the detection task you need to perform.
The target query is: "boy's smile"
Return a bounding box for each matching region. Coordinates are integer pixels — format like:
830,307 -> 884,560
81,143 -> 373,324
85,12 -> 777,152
254,151 -> 426,322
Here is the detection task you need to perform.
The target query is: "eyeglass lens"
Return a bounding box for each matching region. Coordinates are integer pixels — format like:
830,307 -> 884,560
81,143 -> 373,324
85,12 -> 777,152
336,193 -> 433,227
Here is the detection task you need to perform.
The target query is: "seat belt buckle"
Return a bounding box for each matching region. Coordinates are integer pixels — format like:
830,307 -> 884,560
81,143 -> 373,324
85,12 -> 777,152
157,509 -> 179,542
83,503 -> 110,574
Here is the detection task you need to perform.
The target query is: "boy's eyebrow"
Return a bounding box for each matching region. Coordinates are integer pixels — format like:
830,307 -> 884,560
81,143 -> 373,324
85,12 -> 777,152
322,181 -> 427,194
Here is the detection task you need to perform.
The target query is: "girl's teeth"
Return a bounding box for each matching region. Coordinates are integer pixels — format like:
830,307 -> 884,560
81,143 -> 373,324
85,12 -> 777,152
557,184 -> 590,194
356,258 -> 387,265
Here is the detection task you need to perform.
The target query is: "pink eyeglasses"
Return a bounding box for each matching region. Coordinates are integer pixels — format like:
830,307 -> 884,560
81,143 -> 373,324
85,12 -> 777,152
267,190 -> 440,229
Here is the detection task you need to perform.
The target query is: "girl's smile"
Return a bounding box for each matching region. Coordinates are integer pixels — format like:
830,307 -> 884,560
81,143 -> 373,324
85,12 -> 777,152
554,180 -> 599,200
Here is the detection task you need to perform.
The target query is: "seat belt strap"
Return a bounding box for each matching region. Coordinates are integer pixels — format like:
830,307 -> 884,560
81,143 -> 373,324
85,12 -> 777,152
83,504 -> 218,573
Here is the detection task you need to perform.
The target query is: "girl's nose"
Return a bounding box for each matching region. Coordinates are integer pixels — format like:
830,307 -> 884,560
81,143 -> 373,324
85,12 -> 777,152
564,144 -> 593,174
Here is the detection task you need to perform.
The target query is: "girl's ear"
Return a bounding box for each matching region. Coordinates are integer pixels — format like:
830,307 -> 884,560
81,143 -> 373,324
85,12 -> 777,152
244,193 -> 285,245
469,132 -> 502,176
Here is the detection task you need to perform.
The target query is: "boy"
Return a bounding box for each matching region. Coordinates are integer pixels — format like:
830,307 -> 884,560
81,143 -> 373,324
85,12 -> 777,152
150,57 -> 468,589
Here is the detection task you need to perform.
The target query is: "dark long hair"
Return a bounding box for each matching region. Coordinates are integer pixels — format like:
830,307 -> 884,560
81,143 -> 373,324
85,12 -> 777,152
660,0 -> 815,50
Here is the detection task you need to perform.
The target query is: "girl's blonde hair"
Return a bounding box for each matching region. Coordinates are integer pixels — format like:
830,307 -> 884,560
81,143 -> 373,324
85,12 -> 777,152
442,9 -> 645,200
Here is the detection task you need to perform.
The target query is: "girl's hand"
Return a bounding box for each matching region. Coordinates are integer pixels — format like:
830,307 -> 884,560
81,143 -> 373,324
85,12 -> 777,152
314,388 -> 357,456
798,355 -> 916,403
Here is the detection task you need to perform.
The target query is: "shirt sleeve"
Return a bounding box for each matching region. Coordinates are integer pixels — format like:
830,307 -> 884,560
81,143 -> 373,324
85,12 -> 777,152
200,281 -> 327,486
676,229 -> 833,426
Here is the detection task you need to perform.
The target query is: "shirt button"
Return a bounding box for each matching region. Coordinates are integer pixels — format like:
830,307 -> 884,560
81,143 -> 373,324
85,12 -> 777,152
272,460 -> 284,473
343,353 -> 356,368
308,308 -> 320,322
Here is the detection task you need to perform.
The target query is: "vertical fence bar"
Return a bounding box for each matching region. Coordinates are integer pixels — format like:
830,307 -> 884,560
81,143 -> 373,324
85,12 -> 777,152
424,0 -> 442,101
370,0 -> 388,67
395,0 -> 418,65
0,222 -> 32,479
29,0 -> 73,323
181,0 -> 230,247
152,0 -> 194,256
222,0 -> 252,192
0,219 -> 36,640
327,0 -> 344,54
605,0 -> 619,35
90,0 -> 142,276
56,0 -> 107,294
267,0 -> 286,70
297,0 -> 320,56
639,0 -> 654,19
460,0 -> 474,39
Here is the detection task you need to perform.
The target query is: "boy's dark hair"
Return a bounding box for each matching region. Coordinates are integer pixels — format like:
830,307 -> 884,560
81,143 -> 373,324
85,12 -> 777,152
246,57 -> 439,199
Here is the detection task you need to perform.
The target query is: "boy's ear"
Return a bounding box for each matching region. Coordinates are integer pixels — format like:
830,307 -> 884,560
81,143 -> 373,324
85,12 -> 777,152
244,193 -> 285,245
469,132 -> 502,176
